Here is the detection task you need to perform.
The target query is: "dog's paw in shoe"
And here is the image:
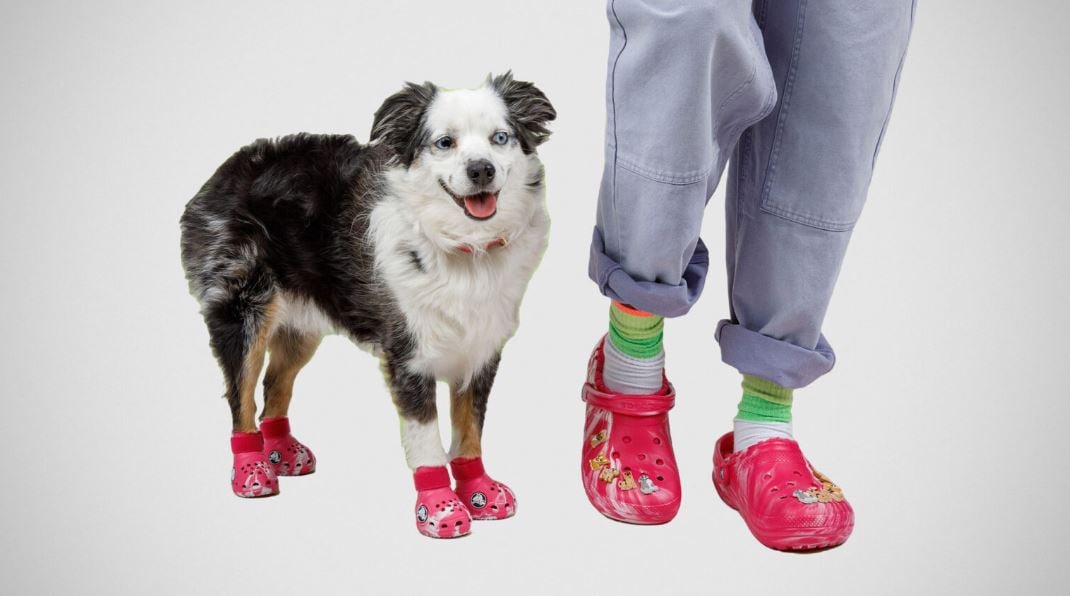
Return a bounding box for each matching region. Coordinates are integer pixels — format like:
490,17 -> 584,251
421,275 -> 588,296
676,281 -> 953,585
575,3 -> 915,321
261,416 -> 316,476
230,432 -> 278,498
414,467 -> 472,538
451,457 -> 516,520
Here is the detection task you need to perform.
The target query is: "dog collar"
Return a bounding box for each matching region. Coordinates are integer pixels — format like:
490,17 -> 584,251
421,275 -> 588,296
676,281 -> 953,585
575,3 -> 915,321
456,237 -> 508,254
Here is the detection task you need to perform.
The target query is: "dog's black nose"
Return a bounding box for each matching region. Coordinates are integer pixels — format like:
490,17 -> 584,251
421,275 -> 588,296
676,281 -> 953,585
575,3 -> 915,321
466,159 -> 495,187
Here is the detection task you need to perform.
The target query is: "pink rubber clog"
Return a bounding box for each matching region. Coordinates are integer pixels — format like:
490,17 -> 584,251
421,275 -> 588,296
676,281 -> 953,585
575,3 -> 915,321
413,466 -> 472,539
451,457 -> 516,520
580,337 -> 681,524
260,416 -> 316,477
230,431 -> 278,498
713,432 -> 854,551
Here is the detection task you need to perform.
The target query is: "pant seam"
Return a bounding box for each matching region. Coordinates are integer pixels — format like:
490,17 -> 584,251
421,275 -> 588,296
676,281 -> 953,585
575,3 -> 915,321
759,0 -> 808,216
612,150 -> 712,185
609,0 -> 628,264
760,204 -> 855,232
870,0 -> 917,170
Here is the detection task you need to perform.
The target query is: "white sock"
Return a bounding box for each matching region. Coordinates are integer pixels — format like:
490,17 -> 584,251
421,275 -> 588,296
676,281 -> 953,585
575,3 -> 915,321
602,338 -> 664,395
733,419 -> 793,452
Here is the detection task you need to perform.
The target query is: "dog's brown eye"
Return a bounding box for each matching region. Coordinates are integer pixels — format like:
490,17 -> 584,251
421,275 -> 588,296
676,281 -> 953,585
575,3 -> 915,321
434,136 -> 454,150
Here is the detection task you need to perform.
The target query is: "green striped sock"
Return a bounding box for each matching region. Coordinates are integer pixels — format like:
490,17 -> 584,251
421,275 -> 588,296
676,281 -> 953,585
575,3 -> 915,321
736,375 -> 793,423
607,303 -> 664,358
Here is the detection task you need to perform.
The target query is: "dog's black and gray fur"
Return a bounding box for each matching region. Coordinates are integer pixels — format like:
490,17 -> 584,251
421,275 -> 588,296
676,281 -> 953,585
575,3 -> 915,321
180,73 -> 554,438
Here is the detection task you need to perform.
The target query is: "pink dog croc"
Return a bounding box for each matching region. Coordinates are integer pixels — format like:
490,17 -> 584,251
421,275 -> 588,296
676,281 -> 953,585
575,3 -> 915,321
580,338 -> 681,524
713,432 -> 854,551
413,466 -> 472,539
231,431 -> 278,498
451,457 -> 516,520
261,416 -> 316,476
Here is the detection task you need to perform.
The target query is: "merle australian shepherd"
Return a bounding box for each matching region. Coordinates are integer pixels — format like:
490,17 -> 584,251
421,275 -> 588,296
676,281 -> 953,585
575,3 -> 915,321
180,73 -> 554,538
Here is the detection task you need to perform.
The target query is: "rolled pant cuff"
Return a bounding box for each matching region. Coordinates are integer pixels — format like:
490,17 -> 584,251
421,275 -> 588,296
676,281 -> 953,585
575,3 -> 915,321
715,320 -> 836,389
588,227 -> 708,318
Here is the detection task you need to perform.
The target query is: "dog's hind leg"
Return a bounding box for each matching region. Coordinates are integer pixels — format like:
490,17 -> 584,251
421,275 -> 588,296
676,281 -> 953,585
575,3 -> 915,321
203,274 -> 277,431
201,267 -> 281,497
447,354 -> 516,520
381,353 -> 471,538
259,327 -> 321,476
262,328 -> 321,419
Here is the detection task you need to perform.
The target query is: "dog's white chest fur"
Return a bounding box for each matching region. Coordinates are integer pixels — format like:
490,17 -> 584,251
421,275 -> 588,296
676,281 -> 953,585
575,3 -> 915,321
369,196 -> 548,385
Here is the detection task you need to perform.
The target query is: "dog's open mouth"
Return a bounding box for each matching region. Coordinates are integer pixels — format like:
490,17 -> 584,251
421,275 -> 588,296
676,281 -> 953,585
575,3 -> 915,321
439,179 -> 498,221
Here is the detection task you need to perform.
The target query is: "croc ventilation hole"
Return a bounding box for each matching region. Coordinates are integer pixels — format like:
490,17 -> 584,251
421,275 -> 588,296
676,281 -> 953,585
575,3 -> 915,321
655,459 -> 664,466
656,476 -> 664,481
653,437 -> 662,445
612,451 -> 621,459
622,436 -> 632,444
637,454 -> 647,461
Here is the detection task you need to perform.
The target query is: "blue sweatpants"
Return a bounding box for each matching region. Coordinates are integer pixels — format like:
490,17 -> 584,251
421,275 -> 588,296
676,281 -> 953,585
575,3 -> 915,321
588,0 -> 915,388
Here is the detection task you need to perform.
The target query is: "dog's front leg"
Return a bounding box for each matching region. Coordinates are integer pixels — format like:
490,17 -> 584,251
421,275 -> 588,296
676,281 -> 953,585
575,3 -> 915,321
448,354 -> 500,461
447,354 -> 516,520
381,353 -> 472,538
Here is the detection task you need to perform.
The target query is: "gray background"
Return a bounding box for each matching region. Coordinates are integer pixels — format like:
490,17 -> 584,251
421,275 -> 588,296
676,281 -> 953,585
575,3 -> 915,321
1,0 -> 1067,594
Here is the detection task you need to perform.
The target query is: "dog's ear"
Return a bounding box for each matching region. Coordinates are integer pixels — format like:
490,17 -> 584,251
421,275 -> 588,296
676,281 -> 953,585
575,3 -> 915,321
488,71 -> 556,154
370,81 -> 438,165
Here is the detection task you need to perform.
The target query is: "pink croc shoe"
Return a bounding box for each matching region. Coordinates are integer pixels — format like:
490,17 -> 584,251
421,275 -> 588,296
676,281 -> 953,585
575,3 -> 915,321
580,337 -> 681,524
413,466 -> 472,539
451,457 -> 516,520
261,416 -> 316,476
713,432 -> 854,551
231,431 -> 278,498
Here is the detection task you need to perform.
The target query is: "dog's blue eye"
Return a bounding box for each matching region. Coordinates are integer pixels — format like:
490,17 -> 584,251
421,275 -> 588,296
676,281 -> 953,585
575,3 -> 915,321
492,131 -> 509,145
434,136 -> 454,150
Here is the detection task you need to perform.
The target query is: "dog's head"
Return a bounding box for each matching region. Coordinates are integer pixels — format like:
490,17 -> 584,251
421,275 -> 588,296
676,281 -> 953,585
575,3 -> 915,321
371,72 -> 555,251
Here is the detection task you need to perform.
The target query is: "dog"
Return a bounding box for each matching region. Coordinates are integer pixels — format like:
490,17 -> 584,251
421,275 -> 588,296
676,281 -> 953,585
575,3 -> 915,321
180,72 -> 554,538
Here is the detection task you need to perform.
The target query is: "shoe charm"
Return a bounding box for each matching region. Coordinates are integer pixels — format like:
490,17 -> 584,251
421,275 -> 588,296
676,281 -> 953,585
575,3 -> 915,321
638,473 -> 658,495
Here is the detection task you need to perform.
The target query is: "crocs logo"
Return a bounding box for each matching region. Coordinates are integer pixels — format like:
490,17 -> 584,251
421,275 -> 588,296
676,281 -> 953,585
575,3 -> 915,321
268,450 -> 282,464
416,505 -> 429,522
470,492 -> 487,509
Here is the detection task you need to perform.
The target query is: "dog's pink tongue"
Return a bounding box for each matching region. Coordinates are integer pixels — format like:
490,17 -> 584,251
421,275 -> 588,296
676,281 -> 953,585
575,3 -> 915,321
464,192 -> 497,218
